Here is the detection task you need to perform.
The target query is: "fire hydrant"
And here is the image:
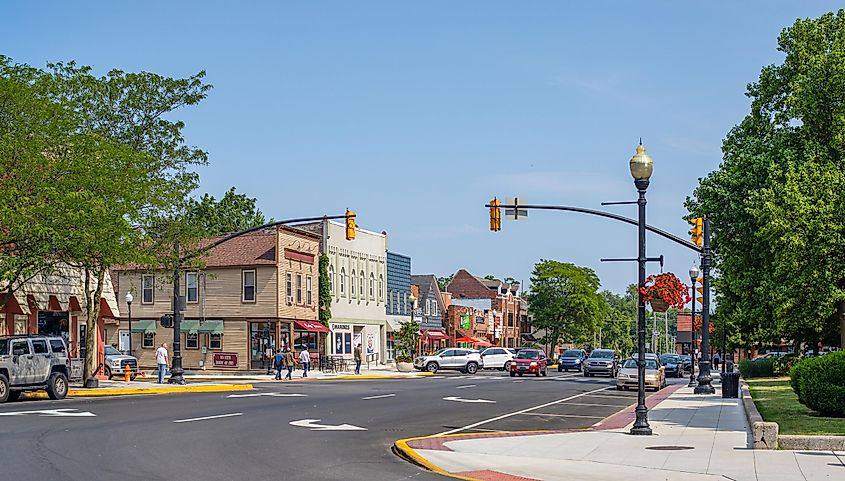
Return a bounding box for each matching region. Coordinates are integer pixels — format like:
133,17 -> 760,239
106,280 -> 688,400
124,363 -> 132,383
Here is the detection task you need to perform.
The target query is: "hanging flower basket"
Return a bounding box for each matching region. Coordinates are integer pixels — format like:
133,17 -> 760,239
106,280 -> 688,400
639,272 -> 691,311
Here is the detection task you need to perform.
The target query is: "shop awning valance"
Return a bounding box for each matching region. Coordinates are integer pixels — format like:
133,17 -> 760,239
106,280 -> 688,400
197,320 -> 224,335
294,320 -> 330,333
180,320 -> 200,334
130,319 -> 156,334
422,330 -> 448,340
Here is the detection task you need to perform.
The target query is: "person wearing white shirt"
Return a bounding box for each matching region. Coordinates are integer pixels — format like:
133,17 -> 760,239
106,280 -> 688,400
156,343 -> 169,384
299,348 -> 310,378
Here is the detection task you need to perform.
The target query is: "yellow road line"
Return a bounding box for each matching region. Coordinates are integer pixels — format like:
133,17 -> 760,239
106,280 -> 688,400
22,383 -> 254,398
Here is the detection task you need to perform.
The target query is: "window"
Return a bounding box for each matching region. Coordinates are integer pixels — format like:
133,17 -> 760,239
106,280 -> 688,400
11,340 -> 29,355
388,290 -> 393,312
508,313 -> 514,327
143,332 -> 155,348
142,274 -> 154,304
386,332 -> 395,361
425,299 -> 430,315
49,339 -> 66,353
306,276 -> 312,305
186,271 -> 198,303
369,273 -> 374,299
296,274 -> 303,304
379,275 -> 384,301
209,333 -> 222,350
359,271 -> 364,297
285,272 -> 293,303
404,293 -> 408,314
295,331 -> 318,351
340,268 -> 346,296
432,300 -> 438,316
32,339 -> 48,354
351,270 -> 356,298
242,270 -> 256,302
329,265 -> 335,294
186,332 -> 198,349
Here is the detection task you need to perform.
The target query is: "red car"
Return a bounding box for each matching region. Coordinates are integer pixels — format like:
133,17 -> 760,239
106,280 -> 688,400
509,349 -> 548,377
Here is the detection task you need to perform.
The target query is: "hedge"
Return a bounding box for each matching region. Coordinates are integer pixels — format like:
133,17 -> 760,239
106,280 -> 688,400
793,351 -> 845,417
738,357 -> 774,378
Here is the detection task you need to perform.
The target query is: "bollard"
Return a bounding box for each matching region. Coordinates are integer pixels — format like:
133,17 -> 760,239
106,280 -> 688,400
124,363 -> 132,382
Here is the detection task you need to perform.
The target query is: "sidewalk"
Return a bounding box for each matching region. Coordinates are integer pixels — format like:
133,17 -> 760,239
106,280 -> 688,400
136,367 -> 431,382
395,378 -> 845,481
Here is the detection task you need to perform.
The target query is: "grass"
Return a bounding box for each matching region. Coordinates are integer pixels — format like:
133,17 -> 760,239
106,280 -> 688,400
745,377 -> 845,436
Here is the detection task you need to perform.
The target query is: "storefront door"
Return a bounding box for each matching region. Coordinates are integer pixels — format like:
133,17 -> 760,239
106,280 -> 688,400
250,321 -> 276,370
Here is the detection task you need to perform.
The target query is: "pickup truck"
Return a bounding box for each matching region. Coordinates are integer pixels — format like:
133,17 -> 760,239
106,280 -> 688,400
0,335 -> 73,403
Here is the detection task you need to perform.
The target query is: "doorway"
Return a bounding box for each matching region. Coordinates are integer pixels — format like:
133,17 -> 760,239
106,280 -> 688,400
250,321 -> 276,370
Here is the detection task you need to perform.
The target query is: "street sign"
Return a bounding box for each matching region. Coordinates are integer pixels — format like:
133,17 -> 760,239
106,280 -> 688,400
505,197 -> 528,220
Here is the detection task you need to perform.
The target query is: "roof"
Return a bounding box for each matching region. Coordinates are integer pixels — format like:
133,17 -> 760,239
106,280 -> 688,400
411,274 -> 446,314
200,233 -> 276,267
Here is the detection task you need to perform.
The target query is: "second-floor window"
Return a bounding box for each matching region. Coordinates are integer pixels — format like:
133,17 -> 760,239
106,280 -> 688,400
379,275 -> 384,302
369,273 -> 374,300
329,265 -> 335,294
306,276 -> 312,305
296,274 -> 303,304
186,272 -> 198,303
142,274 -> 154,304
242,270 -> 256,302
359,271 -> 364,297
286,272 -> 293,303
508,313 -> 514,327
340,268 -> 346,296
351,270 -> 356,298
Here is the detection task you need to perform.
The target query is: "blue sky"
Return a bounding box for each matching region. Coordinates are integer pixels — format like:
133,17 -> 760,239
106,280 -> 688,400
3,1 -> 840,295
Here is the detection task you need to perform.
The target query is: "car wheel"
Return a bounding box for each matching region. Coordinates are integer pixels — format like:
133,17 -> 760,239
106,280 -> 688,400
510,371 -> 515,377
616,386 -> 623,391
0,374 -> 9,403
104,366 -> 112,379
504,361 -> 512,371
47,372 -> 69,400
426,362 -> 439,373
466,362 -> 478,375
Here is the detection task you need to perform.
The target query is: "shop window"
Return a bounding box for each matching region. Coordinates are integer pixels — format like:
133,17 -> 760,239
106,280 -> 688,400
386,333 -> 395,361
333,332 -> 353,355
329,265 -> 335,294
209,333 -> 222,350
306,276 -> 312,305
340,268 -> 346,296
242,270 -> 256,302
143,332 -> 155,348
295,331 -> 317,351
186,271 -> 198,303
186,332 -> 198,349
142,274 -> 155,304
285,272 -> 292,304
296,274 -> 303,304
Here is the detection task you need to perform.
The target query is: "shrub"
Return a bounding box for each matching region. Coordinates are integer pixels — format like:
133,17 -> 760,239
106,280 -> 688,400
796,351 -> 845,417
789,357 -> 814,404
738,358 -> 774,378
773,353 -> 800,376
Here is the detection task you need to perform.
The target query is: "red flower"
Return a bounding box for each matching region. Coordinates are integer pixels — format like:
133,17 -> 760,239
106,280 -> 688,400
638,272 -> 691,310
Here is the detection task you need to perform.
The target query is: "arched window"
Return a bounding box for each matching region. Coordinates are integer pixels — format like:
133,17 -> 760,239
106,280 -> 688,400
378,275 -> 384,302
369,273 -> 375,299
329,265 -> 335,294
351,270 -> 356,298
359,271 -> 364,297
340,267 -> 346,296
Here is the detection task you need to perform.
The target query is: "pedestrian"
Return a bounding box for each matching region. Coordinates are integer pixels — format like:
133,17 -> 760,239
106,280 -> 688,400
354,343 -> 363,375
156,343 -> 169,384
299,348 -> 310,378
713,352 -> 721,370
273,348 -> 284,380
283,347 -> 295,380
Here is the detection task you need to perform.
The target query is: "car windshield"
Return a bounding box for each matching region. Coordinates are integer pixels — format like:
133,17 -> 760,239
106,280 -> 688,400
590,351 -> 613,359
104,346 -> 121,356
430,349 -> 447,357
516,350 -> 539,359
562,350 -> 582,357
660,355 -> 678,363
0,339 -> 7,355
623,359 -> 658,369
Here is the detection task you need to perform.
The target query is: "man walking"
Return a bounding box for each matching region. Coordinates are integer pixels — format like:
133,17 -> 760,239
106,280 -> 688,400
283,348 -> 295,380
299,348 -> 310,378
354,343 -> 363,375
156,343 -> 169,384
273,348 -> 284,380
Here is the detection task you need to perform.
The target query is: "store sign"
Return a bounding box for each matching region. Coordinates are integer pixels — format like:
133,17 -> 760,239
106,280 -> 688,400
331,324 -> 351,331
460,315 -> 471,330
212,352 -> 239,369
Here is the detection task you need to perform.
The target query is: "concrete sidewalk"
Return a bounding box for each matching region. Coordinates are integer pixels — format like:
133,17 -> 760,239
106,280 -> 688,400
395,380 -> 845,481
136,367 -> 431,382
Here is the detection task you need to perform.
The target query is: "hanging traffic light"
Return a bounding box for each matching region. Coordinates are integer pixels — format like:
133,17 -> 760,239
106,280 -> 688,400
689,217 -> 704,246
489,198 -> 501,232
345,209 -> 356,241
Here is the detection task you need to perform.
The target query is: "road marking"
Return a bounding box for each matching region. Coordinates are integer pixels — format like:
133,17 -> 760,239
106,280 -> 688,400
443,396 -> 495,404
0,409 -> 96,417
521,412 -> 604,419
289,419 -> 367,431
362,393 -> 395,400
455,385 -> 476,389
227,393 -> 306,398
173,413 -> 242,423
565,402 -> 629,408
435,386 -> 610,436
580,393 -> 635,399
512,380 -> 524,383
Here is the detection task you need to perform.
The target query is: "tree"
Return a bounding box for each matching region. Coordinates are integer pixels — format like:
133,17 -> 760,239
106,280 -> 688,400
688,10 -> 845,349
187,187 -> 270,236
524,260 -> 606,348
318,254 -> 332,326
395,319 -> 421,361
437,274 -> 453,292
599,289 -> 635,355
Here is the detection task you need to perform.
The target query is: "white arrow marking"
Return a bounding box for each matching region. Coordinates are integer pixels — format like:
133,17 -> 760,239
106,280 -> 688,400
173,413 -> 242,423
289,419 -> 367,431
443,396 -> 496,404
362,393 -> 395,400
0,409 -> 96,417
227,393 -> 307,398
455,384 -> 476,389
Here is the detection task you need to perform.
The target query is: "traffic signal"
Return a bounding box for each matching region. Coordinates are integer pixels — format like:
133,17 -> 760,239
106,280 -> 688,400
489,198 -> 501,232
345,209 -> 356,241
689,217 -> 704,246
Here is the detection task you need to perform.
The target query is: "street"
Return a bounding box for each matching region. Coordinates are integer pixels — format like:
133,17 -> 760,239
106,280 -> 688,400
0,371 -> 659,481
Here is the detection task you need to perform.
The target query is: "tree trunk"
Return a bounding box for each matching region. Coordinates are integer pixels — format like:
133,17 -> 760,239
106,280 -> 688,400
82,267 -> 105,387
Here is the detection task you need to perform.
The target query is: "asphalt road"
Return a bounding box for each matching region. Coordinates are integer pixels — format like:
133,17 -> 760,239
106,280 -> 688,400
0,369 -> 677,481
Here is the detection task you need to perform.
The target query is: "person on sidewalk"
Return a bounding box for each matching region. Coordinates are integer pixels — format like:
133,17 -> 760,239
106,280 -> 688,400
354,343 -> 363,375
283,348 -> 295,380
299,348 -> 310,378
155,343 -> 169,384
273,348 -> 284,380
713,353 -> 721,371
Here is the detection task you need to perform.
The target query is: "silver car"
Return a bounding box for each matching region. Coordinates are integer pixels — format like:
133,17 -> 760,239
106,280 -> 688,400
414,348 -> 482,374
0,335 -> 72,402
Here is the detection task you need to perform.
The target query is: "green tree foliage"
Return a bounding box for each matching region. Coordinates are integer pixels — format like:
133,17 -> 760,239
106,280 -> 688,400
318,255 -> 332,325
187,187 -> 270,236
525,260 -> 606,348
599,289 -> 635,355
437,274 -> 453,292
395,319 -> 421,361
688,11 -> 845,349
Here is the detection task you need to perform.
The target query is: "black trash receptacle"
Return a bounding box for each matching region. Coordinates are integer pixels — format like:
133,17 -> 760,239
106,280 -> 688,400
722,372 -> 740,398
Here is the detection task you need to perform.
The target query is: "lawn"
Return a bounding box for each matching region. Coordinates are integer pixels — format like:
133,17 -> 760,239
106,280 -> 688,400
745,377 -> 845,436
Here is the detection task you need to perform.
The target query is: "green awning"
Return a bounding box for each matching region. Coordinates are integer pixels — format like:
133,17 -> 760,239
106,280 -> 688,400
130,319 -> 156,334
197,320 -> 223,335
181,320 -> 200,334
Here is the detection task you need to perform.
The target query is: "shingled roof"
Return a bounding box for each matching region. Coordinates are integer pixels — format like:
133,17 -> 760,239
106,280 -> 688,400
200,232 -> 276,267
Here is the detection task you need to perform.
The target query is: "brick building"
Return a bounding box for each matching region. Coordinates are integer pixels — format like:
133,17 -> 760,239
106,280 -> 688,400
445,269 -> 526,348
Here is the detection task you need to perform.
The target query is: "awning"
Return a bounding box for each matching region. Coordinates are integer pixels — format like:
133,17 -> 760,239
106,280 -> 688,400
197,320 -> 224,335
473,338 -> 492,347
521,333 -> 537,342
181,320 -> 201,334
130,319 -> 156,334
294,320 -> 330,333
422,330 -> 448,340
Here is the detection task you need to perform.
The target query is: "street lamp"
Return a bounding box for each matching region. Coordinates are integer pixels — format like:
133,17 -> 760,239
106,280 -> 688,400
629,142 -> 653,436
125,291 -> 133,357
688,264 -> 699,387
409,293 -> 417,354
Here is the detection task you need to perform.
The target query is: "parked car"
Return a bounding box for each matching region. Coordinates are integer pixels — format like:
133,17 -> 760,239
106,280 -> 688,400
0,335 -> 72,403
583,349 -> 619,377
557,349 -> 587,372
659,353 -> 684,378
509,348 -> 548,377
414,348 -> 482,374
103,345 -> 138,380
616,354 -> 665,391
479,347 -> 515,371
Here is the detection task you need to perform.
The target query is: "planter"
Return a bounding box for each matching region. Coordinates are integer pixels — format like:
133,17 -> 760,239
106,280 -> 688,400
396,361 -> 415,372
650,298 -> 669,313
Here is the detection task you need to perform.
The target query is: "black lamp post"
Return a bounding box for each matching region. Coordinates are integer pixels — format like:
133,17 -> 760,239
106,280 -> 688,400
169,244 -> 186,385
409,293 -> 417,355
694,219 -> 716,394
125,291 -> 133,357
629,142 -> 654,436
688,264 -> 699,387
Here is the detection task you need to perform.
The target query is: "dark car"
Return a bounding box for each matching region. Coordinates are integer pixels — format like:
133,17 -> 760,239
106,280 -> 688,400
509,349 -> 548,377
583,349 -> 619,377
557,349 -> 587,372
659,353 -> 683,378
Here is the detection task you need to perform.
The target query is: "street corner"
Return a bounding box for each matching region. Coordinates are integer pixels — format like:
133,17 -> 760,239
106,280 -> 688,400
21,382 -> 254,399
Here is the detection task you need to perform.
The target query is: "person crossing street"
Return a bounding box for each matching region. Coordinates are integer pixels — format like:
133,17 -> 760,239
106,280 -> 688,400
299,348 -> 310,378
283,348 -> 295,380
273,348 -> 284,380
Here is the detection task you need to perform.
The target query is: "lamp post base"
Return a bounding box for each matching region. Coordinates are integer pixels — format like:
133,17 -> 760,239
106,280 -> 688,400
694,360 -> 716,394
629,406 -> 652,436
168,356 -> 187,385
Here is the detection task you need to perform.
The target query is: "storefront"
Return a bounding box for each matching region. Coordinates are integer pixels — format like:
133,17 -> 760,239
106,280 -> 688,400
329,322 -> 383,363
293,320 -> 329,354
420,329 -> 448,354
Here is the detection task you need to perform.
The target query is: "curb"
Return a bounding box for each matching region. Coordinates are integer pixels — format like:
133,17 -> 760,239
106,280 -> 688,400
136,372 -> 432,382
23,383 -> 254,398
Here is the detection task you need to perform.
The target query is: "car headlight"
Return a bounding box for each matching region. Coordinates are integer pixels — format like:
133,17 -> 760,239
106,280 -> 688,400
530,362 -> 537,367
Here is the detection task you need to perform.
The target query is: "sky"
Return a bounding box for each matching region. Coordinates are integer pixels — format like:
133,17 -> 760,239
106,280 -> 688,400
3,1 -> 841,295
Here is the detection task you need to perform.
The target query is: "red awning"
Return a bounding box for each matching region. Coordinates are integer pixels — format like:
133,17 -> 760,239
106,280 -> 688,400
294,320 -> 330,333
422,330 -> 448,340
473,338 -> 492,347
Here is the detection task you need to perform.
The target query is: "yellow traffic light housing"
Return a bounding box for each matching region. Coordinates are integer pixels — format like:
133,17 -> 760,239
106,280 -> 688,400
345,209 -> 356,241
489,198 -> 501,232
689,217 -> 703,246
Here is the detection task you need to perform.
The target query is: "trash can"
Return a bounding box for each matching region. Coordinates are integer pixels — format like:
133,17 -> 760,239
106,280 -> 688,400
721,372 -> 740,398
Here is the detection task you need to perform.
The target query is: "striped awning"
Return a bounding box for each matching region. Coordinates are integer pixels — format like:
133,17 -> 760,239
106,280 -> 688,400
130,319 -> 157,334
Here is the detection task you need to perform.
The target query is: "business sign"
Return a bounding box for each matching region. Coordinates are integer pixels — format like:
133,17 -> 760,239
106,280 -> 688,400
460,315 -> 471,330
331,324 -> 351,331
366,333 -> 375,354
212,352 -> 239,369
